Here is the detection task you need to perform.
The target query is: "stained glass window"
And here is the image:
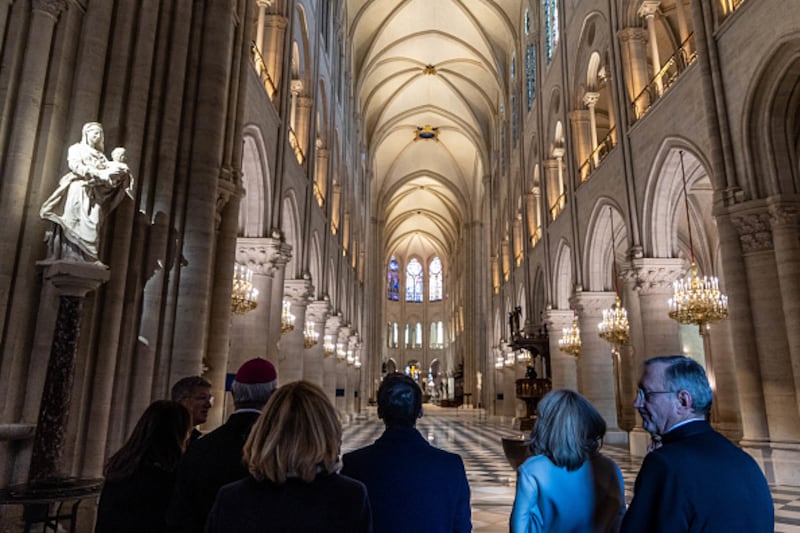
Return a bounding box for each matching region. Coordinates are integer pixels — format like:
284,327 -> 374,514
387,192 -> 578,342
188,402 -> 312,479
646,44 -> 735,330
524,8 -> 531,36
415,323 -> 422,348
405,258 -> 423,302
429,257 -> 442,301
544,0 -> 559,62
526,44 -> 536,110
387,256 -> 400,300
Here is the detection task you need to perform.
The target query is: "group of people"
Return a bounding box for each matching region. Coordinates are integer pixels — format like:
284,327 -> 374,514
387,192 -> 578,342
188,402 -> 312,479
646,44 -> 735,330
510,355 -> 774,533
94,354 -> 775,533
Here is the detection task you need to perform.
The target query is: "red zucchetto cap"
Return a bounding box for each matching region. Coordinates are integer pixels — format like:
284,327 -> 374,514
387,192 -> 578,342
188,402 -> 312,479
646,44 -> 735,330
234,358 -> 277,385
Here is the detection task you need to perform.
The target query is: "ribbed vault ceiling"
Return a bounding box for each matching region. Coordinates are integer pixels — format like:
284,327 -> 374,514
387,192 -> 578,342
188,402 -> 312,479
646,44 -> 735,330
348,0 -> 518,261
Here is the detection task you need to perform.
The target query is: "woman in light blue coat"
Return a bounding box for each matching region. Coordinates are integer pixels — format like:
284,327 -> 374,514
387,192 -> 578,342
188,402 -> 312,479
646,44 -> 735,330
510,389 -> 625,533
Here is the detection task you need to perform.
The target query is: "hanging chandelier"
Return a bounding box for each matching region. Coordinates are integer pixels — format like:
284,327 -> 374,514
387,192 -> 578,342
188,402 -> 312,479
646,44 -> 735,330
323,334 -> 335,357
668,151 -> 729,332
336,342 -> 346,361
303,321 -> 319,348
558,313 -> 581,356
281,299 -> 295,333
231,264 -> 259,315
597,207 -> 630,348
598,296 -> 630,346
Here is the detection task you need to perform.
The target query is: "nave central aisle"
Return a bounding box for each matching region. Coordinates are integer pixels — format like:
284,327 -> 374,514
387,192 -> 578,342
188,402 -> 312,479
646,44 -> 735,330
342,405 -> 800,533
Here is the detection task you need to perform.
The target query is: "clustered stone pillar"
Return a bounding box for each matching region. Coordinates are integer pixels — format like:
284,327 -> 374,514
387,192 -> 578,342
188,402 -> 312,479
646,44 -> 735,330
323,314 -> 343,406
583,92 -> 600,167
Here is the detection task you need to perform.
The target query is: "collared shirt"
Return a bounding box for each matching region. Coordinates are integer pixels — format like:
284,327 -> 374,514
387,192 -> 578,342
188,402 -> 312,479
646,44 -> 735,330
666,417 -> 706,434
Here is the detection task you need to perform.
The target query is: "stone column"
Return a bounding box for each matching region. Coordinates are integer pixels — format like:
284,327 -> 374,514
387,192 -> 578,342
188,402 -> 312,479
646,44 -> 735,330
255,1 -> 268,55
279,277 -> 313,384
314,143 -> 329,206
544,309 -> 578,390
295,95 -> 313,165
322,315 -> 342,405
269,238 -> 293,356
583,92 -> 600,167
543,158 -> 560,219
232,237 -> 289,368
572,291 -> 625,443
674,0 -> 690,56
335,324 -> 352,415
569,109 -> 592,181
0,0 -> 66,338
617,28 -> 650,116
621,258 -> 683,454
768,200 -> 800,415
732,208 -> 800,484
304,299 -> 330,387
264,14 -> 287,97
638,1 -> 663,94
29,261 -> 110,482
345,336 -> 360,414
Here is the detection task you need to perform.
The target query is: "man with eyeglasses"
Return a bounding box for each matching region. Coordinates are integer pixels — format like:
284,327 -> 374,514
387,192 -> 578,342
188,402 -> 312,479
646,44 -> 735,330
621,355 -> 773,532
167,358 -> 278,533
171,376 -> 213,443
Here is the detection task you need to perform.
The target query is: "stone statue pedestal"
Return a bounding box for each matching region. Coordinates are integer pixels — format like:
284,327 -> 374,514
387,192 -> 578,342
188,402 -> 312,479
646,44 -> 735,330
28,260 -> 109,483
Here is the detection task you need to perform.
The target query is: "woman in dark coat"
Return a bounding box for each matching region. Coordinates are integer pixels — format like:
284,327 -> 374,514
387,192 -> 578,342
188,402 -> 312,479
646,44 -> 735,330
95,400 -> 191,533
207,381 -> 372,532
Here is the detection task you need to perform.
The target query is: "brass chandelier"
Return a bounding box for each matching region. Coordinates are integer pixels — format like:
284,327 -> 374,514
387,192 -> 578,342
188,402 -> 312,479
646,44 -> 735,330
668,151 -> 729,332
597,207 -> 630,348
281,299 -> 295,333
231,264 -> 258,315
558,312 -> 581,357
303,321 -> 319,348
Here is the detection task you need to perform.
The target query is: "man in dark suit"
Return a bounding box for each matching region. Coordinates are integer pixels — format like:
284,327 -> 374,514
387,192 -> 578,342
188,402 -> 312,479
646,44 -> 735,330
342,372 -> 471,533
621,355 -> 773,532
167,358 -> 278,533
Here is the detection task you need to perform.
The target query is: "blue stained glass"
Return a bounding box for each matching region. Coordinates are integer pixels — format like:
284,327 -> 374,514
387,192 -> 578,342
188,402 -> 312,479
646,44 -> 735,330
388,256 -> 400,301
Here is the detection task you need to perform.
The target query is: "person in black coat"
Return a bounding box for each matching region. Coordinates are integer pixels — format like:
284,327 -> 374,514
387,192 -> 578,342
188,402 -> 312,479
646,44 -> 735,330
622,355 -> 773,532
95,400 -> 191,533
166,358 -> 278,533
207,381 -> 372,533
341,372 -> 471,533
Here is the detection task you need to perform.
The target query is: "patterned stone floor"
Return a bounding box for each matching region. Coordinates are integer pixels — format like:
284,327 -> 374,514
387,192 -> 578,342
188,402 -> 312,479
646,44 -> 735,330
342,404 -> 800,532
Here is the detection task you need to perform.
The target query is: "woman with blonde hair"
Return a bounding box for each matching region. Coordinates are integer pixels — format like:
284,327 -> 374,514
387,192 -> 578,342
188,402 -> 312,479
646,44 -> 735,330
510,389 -> 625,532
207,381 -> 372,532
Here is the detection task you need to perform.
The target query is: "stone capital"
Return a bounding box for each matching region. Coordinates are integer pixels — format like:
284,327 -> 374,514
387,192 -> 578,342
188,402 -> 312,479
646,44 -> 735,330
583,91 -> 600,108
638,0 -> 661,19
285,278 -> 314,303
731,212 -> 773,253
33,0 -> 66,19
236,237 -> 292,275
325,313 -> 343,334
620,257 -> 685,294
570,291 -> 617,316
617,27 -> 647,43
256,0 -> 273,7
290,79 -> 304,94
265,14 -> 288,28
767,199 -> 800,228
543,309 -> 574,331
306,300 -> 331,324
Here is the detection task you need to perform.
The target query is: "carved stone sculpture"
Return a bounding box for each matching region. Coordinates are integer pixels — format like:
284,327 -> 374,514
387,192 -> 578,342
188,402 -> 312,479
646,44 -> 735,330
40,122 -> 134,262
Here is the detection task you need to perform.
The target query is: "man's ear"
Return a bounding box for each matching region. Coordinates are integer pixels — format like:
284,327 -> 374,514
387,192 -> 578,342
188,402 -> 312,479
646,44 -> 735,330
677,389 -> 693,411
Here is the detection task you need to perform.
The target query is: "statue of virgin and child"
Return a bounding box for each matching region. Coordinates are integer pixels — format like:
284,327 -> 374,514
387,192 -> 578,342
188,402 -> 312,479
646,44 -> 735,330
40,122 -> 134,262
